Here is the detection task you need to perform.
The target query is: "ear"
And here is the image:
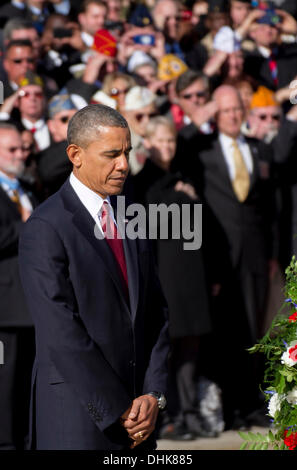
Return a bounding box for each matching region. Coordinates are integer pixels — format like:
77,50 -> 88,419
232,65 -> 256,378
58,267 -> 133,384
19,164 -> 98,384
66,144 -> 83,168
77,13 -> 85,27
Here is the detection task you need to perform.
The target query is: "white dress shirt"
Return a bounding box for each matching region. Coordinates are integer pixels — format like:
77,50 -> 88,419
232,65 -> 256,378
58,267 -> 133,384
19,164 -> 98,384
0,170 -> 33,212
81,31 -> 94,48
219,133 -> 253,181
69,172 -> 118,237
21,118 -> 51,151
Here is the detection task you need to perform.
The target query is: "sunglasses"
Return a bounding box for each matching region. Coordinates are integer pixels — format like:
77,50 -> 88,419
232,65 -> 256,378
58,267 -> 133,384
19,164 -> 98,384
258,114 -> 281,121
58,115 -> 71,123
11,58 -> 35,64
180,91 -> 208,100
19,90 -> 43,98
110,87 -> 130,97
135,112 -> 158,122
165,15 -> 181,21
6,146 -> 23,153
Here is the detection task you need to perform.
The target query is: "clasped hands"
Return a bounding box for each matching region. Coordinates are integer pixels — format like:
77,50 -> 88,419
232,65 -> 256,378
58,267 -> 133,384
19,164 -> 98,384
120,394 -> 159,448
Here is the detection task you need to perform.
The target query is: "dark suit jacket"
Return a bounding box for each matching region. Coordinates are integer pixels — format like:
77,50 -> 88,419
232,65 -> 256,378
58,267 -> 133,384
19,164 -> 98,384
0,182 -> 37,327
37,140 -> 72,198
18,179 -> 169,450
243,44 -> 297,91
175,131 -> 276,275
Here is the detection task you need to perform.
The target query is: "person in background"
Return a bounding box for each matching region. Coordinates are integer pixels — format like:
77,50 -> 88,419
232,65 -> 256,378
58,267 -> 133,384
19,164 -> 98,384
1,39 -> 36,99
176,84 -> 277,430
18,104 -> 170,450
78,0 -> 108,49
2,18 -> 41,60
101,71 -> 136,113
0,122 -> 37,449
175,69 -> 216,135
133,116 -> 217,440
122,86 -> 159,175
37,93 -> 80,198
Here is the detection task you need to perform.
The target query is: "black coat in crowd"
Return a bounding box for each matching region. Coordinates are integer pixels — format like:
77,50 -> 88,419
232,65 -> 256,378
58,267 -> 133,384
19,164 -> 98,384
133,158 -> 212,340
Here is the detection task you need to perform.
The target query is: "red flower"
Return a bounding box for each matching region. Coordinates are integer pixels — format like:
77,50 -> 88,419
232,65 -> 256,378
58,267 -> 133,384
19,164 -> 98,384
284,430 -> 297,450
289,344 -> 297,362
289,312 -> 297,323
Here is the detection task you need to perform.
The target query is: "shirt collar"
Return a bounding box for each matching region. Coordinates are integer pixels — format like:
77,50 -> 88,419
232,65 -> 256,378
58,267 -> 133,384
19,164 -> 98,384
69,172 -> 111,221
0,169 -> 20,190
258,46 -> 271,58
21,118 -> 45,131
219,132 -> 245,147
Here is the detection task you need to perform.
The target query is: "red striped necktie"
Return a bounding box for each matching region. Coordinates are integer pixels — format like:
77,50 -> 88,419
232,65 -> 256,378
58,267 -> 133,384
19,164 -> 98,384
268,53 -> 278,87
100,201 -> 129,300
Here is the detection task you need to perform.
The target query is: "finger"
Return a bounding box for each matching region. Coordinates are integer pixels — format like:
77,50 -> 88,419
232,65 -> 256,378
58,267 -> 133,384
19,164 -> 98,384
128,399 -> 141,420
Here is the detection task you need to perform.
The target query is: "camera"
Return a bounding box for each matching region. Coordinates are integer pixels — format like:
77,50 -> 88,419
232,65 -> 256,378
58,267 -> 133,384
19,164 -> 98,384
132,34 -> 155,46
53,28 -> 73,39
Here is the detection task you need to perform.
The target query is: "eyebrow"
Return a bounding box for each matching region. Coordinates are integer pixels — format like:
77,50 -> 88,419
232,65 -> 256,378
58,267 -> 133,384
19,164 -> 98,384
103,147 -> 133,155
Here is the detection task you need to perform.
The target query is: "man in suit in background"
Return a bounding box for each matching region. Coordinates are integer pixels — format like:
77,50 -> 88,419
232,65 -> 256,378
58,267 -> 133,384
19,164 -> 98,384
176,84 -> 276,429
19,104 -> 169,450
37,93 -> 80,198
243,9 -> 297,91
0,122 -> 36,449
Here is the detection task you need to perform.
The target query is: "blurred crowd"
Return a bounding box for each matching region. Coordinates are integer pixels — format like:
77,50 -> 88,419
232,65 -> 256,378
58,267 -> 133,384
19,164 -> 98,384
1,0 -> 297,449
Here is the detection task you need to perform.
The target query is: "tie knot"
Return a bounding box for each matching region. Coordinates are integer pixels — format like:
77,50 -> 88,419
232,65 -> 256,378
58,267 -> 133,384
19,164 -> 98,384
101,200 -> 110,217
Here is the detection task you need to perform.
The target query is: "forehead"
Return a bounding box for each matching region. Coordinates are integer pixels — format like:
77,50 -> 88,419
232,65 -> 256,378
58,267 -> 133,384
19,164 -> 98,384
54,109 -> 76,119
153,124 -> 175,137
6,46 -> 33,58
131,103 -> 156,114
12,28 -> 38,39
87,126 -> 130,148
253,105 -> 280,114
182,78 -> 207,92
0,129 -> 21,144
159,1 -> 178,14
217,91 -> 241,107
86,3 -> 107,14
21,84 -> 43,93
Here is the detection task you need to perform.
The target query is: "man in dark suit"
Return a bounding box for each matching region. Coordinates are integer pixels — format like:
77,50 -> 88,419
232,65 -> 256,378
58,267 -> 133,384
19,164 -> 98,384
37,93 -> 79,198
243,10 -> 297,91
176,85 -> 276,429
18,104 -> 170,450
0,122 -> 36,449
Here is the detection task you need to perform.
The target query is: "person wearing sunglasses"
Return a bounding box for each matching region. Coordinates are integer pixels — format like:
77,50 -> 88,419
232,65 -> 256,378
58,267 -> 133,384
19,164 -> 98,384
122,86 -> 159,175
175,69 -> 215,135
2,39 -> 36,99
38,94 -> 80,198
244,86 -> 282,143
0,70 -> 51,152
0,122 -> 37,450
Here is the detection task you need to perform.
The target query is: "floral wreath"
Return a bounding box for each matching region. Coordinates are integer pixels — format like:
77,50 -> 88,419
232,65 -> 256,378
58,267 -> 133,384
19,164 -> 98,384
240,256 -> 297,450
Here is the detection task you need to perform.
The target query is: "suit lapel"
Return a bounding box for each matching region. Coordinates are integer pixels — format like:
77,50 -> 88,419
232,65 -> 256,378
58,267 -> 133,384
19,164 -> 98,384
246,140 -> 259,191
61,181 -> 133,318
110,196 -> 139,322
214,140 -> 238,198
0,185 -> 21,216
216,138 -> 258,200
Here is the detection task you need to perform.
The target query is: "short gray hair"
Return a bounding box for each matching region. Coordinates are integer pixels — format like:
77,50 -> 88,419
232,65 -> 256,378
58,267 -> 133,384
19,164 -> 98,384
67,104 -> 129,148
3,18 -> 36,41
0,122 -> 19,133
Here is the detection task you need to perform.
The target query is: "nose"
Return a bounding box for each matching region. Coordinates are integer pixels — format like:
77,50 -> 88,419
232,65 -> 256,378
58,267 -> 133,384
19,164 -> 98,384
116,153 -> 129,172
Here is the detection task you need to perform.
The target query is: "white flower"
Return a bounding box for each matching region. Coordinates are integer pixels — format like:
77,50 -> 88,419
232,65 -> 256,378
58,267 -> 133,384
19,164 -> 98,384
286,387 -> 297,405
268,393 -> 283,418
281,341 -> 297,367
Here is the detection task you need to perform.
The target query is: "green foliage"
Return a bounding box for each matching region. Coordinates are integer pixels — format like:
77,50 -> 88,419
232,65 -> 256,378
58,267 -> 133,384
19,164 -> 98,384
239,256 -> 297,450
